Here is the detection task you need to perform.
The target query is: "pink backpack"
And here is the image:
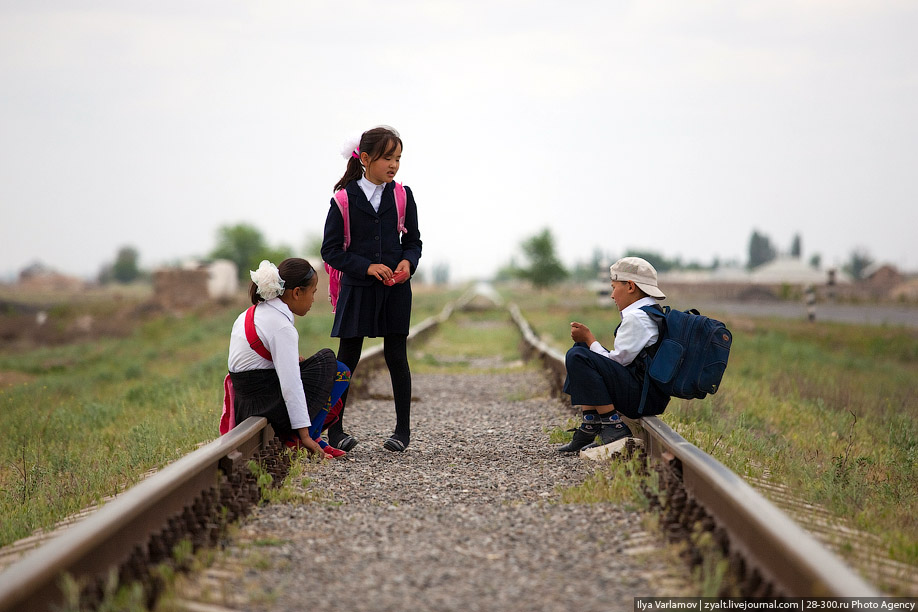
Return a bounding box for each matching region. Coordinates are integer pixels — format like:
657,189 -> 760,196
324,182 -> 407,312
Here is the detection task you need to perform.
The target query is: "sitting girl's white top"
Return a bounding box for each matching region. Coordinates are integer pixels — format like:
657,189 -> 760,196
589,296 -> 660,366
228,297 -> 310,430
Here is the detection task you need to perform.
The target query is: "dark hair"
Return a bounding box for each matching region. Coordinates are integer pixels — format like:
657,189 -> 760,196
334,126 -> 403,191
249,258 -> 317,305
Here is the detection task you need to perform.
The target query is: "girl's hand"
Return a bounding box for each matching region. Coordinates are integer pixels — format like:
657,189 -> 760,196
297,432 -> 327,458
393,260 -> 411,284
571,321 -> 596,346
367,263 -> 393,282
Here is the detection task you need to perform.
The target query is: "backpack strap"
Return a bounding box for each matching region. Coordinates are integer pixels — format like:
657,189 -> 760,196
636,304 -> 667,415
332,189 -> 351,250
394,182 -> 407,235
244,304 -> 273,361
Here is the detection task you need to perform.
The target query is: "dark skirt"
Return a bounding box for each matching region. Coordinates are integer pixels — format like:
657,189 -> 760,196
229,348 -> 337,436
331,279 -> 412,338
562,343 -> 669,419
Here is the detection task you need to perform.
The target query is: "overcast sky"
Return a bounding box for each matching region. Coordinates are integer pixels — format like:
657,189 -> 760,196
1,0 -> 916,282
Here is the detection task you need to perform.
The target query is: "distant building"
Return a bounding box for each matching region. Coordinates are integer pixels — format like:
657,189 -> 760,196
153,259 -> 239,309
748,256 -> 843,286
18,261 -> 84,290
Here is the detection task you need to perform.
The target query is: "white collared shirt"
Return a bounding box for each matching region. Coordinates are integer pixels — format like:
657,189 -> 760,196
358,174 -> 384,212
589,296 -> 661,366
227,298 -> 310,430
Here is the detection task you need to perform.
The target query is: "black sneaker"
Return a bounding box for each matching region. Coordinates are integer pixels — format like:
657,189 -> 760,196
557,427 -> 599,453
599,420 -> 632,446
329,433 -> 358,452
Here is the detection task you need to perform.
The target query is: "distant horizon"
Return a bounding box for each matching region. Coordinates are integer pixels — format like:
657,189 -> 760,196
4,245 -> 911,286
2,2 -> 916,284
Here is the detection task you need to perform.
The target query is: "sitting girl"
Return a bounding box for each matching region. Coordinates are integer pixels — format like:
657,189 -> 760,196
223,258 -> 350,459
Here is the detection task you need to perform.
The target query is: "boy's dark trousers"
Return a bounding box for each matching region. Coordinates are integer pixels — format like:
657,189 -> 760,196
562,343 -> 668,420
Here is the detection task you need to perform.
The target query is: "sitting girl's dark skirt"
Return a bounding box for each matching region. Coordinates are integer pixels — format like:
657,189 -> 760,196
229,348 -> 337,436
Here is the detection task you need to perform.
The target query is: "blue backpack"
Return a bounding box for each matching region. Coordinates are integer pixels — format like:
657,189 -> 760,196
637,305 -> 733,414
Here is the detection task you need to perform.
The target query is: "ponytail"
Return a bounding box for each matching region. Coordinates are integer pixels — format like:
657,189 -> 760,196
334,157 -> 364,192
333,126 -> 403,192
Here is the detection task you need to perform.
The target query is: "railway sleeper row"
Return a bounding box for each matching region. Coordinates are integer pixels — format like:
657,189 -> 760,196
62,437 -> 294,611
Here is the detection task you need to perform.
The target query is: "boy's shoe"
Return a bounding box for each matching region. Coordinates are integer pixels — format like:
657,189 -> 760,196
557,427 -> 598,453
598,419 -> 632,446
329,433 -> 358,452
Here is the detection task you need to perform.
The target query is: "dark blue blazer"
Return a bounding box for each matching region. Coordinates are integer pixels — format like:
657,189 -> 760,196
321,180 -> 422,285
321,180 -> 422,337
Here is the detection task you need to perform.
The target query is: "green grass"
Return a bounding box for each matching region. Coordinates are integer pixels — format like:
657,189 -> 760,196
0,290 -> 358,548
0,283 -> 471,548
411,308 -> 529,374
506,283 -> 918,570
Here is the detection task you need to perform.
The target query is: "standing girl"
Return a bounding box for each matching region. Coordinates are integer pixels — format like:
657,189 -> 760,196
224,258 -> 351,459
321,126 -> 422,452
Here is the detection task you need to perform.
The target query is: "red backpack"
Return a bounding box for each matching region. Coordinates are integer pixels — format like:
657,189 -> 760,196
324,182 -> 407,312
220,304 -> 272,435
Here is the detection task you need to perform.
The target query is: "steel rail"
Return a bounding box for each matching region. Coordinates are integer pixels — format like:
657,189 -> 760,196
507,302 -> 880,597
0,416 -> 274,612
0,289 -> 476,612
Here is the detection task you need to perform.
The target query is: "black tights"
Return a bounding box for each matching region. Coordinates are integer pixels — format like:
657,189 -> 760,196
329,335 -> 411,440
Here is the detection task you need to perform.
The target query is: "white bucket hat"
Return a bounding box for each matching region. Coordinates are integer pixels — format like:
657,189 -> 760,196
609,257 -> 666,300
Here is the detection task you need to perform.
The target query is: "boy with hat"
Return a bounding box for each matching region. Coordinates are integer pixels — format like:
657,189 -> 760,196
559,257 -> 670,453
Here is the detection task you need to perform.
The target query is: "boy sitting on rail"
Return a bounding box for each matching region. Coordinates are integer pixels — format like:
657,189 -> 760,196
559,257 -> 670,453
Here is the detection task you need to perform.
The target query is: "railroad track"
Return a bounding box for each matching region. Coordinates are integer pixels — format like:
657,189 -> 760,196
0,290 -> 476,612
0,287 -> 882,611
508,302 -> 880,597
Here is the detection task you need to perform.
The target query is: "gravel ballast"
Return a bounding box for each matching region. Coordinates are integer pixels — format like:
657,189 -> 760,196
177,327 -> 694,611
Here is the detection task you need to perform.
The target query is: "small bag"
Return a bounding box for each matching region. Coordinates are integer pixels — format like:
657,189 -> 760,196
324,183 -> 408,312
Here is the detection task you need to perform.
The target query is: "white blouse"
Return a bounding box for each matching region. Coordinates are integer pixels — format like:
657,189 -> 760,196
589,296 -> 661,366
227,298 -> 310,430
358,174 -> 385,212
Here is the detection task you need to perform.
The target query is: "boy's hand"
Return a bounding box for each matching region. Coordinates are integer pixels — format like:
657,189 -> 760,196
571,321 -> 596,346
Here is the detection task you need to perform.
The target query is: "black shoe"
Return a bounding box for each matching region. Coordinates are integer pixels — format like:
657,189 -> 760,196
383,433 -> 409,452
557,427 -> 599,453
599,420 -> 632,446
329,433 -> 358,452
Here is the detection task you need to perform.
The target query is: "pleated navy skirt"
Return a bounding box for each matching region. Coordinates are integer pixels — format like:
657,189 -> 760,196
331,279 -> 412,338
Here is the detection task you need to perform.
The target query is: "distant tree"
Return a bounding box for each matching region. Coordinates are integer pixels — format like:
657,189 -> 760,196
211,224 -> 269,280
494,257 -> 521,282
844,248 -> 874,280
747,230 -> 776,269
623,249 -> 679,273
570,248 -> 612,282
809,254 -> 822,269
790,234 -> 802,258
516,229 -> 567,288
112,246 -> 140,283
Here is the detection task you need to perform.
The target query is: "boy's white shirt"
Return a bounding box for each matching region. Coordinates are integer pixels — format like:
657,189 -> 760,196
589,296 -> 660,366
357,174 -> 384,212
227,298 -> 310,430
